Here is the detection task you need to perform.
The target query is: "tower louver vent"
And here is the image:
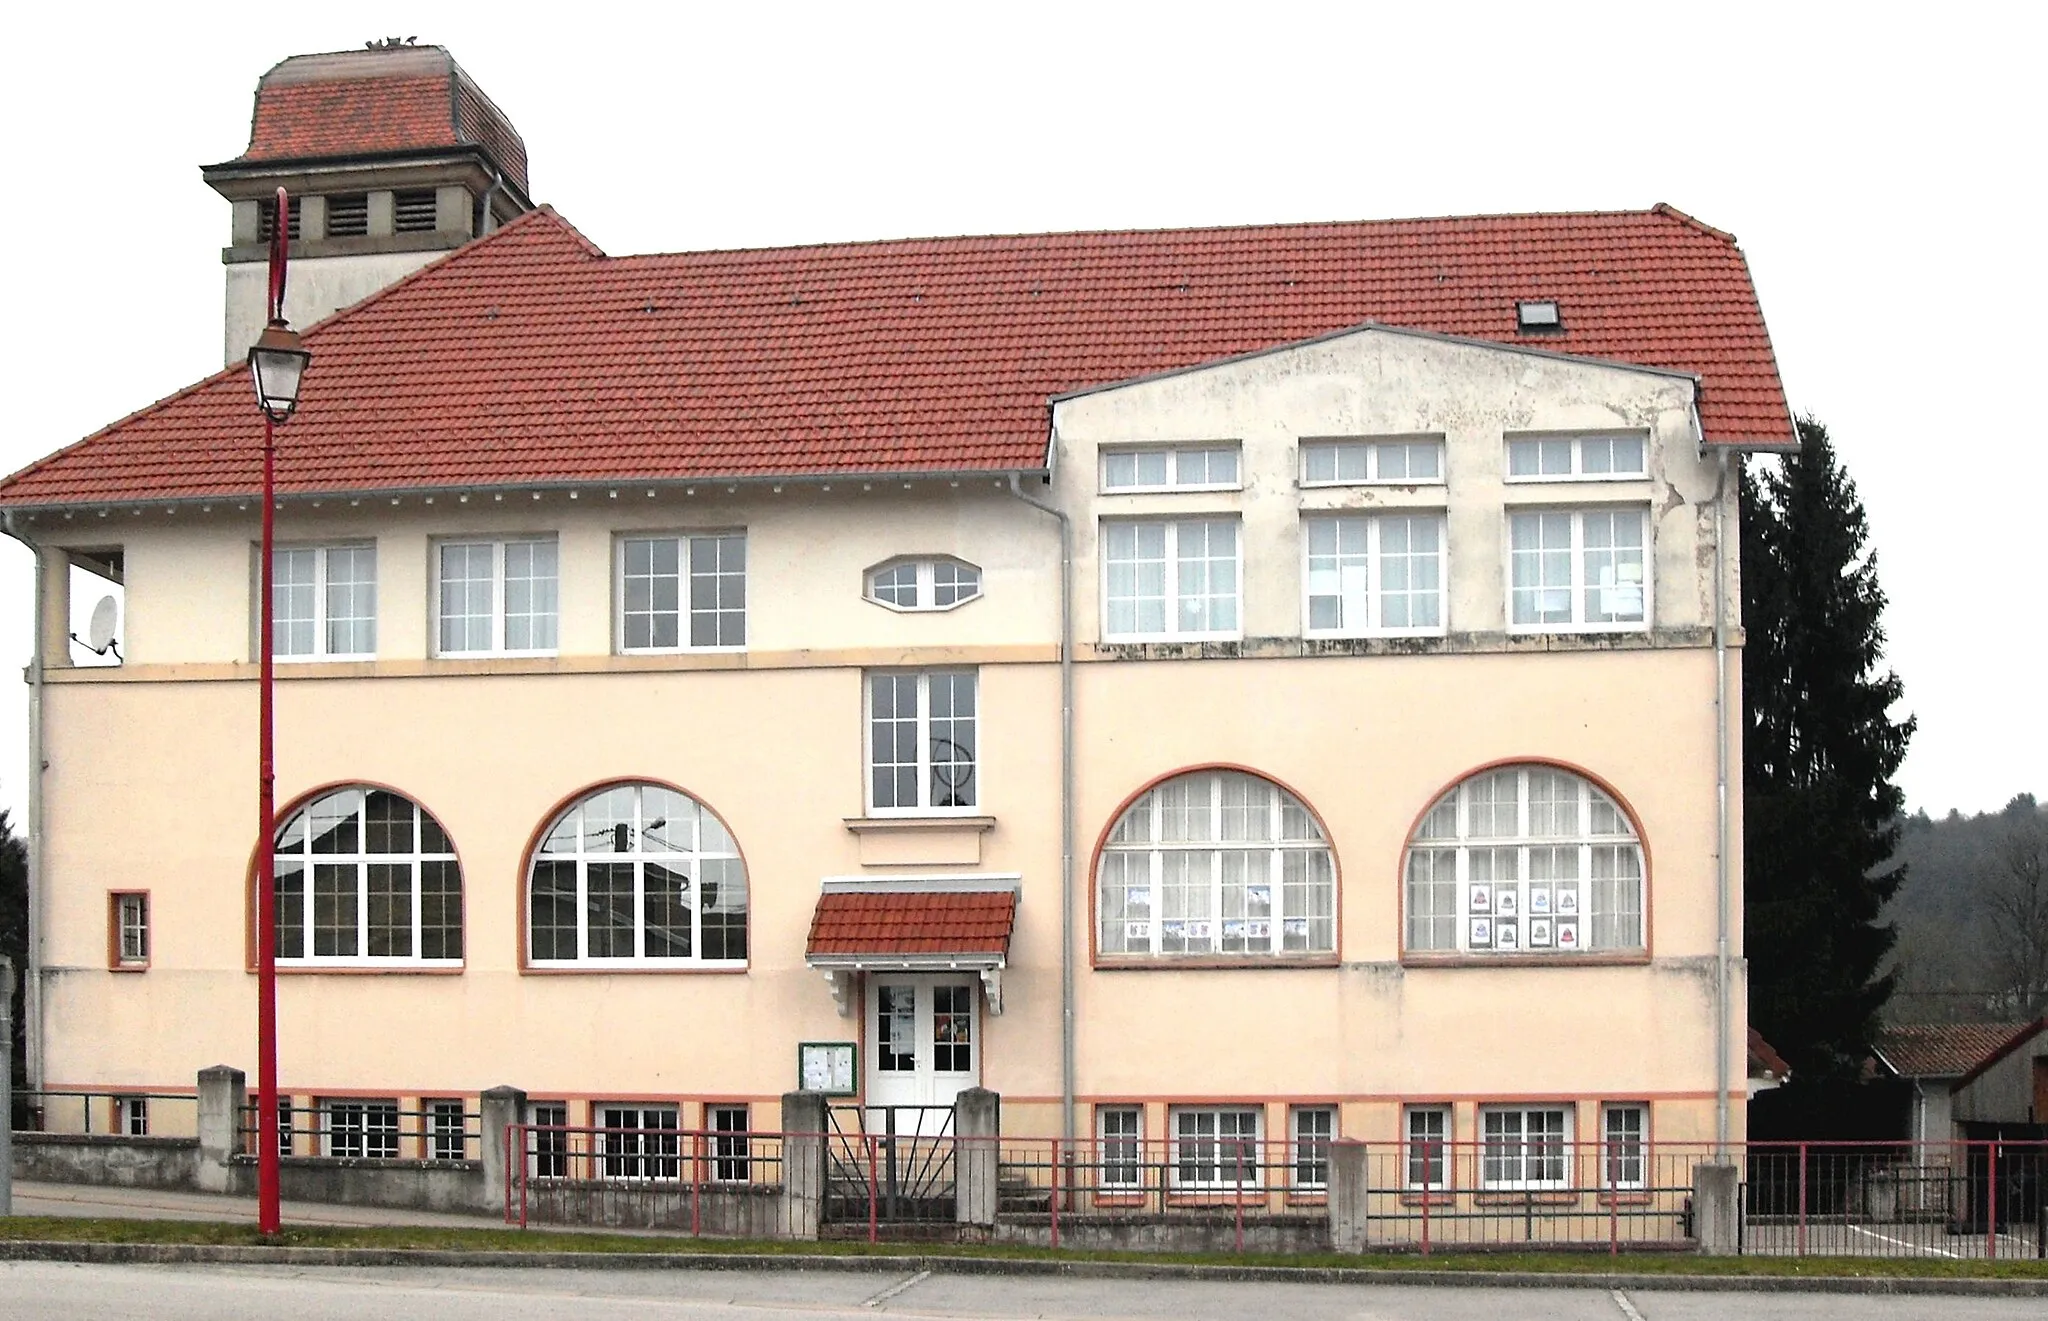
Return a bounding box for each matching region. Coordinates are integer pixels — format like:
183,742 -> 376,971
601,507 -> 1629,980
393,189 -> 438,233
325,193 -> 369,237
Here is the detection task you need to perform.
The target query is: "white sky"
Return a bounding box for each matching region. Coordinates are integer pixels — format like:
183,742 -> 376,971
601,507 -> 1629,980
1,2 -> 2040,819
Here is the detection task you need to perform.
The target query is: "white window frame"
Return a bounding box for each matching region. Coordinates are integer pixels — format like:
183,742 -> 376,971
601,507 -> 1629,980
1099,444 -> 1242,493
863,556 -> 982,612
112,892 -> 148,967
1505,433 -> 1648,483
1602,1103 -> 1649,1191
527,1100 -> 569,1178
322,1098 -> 400,1159
1097,770 -> 1336,960
1100,517 -> 1242,642
270,787 -> 464,968
1299,438 -> 1446,487
424,1098 -> 468,1162
1403,765 -> 1645,957
597,1104 -> 680,1181
527,782 -> 749,969
1404,1105 -> 1451,1190
1301,512 -> 1448,638
865,670 -> 979,816
1169,1106 -> 1263,1190
616,531 -> 747,654
270,542 -> 377,660
433,537 -> 560,657
1097,1106 -> 1144,1189
115,1095 -> 149,1136
1505,506 -> 1650,633
1479,1105 -> 1573,1191
710,1104 -> 752,1183
1290,1106 -> 1335,1191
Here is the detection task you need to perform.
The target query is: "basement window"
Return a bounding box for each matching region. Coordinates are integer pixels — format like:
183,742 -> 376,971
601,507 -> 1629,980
257,196 -> 303,242
325,193 -> 369,238
1516,300 -> 1562,333
393,189 -> 439,233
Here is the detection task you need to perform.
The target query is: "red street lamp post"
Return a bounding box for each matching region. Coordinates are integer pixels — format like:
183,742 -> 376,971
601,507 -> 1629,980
247,185 -> 310,1236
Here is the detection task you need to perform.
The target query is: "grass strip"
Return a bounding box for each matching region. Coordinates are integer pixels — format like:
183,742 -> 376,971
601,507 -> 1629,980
2,1218 -> 2046,1279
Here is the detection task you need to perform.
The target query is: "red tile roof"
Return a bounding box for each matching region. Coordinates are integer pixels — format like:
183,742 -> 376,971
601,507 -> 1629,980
0,203 -> 1793,509
225,46 -> 529,196
1748,1027 -> 1791,1082
806,890 -> 1018,960
1874,1021 -> 2032,1078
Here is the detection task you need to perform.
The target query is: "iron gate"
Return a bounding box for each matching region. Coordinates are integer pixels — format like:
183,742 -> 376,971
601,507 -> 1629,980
824,1104 -> 957,1232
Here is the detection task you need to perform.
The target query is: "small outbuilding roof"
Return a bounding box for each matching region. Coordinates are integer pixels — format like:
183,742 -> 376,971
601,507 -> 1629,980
1874,1021 -> 2033,1080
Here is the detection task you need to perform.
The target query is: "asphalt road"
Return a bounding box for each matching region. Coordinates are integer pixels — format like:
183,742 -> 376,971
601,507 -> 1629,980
0,1263 -> 2040,1321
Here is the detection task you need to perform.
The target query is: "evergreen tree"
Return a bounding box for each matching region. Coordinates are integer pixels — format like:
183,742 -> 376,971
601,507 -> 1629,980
1,806 -> 26,1098
1742,417 -> 1914,1083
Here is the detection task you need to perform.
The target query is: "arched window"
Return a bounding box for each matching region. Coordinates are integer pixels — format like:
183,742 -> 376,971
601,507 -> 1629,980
528,782 -> 748,966
1404,765 -> 1643,955
1097,770 -> 1334,959
271,787 -> 462,966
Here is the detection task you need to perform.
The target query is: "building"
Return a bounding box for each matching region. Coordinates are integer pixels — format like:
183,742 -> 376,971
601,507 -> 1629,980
0,45 -> 1794,1186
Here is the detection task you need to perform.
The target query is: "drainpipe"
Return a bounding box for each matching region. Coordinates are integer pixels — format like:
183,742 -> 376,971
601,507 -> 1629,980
3,509 -> 48,1094
477,168 -> 506,236
1004,469 -> 1075,1145
1710,436 -> 1734,1160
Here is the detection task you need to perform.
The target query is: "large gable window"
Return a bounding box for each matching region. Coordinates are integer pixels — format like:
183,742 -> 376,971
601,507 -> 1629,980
1404,765 -> 1643,956
270,787 -> 462,966
1097,770 -> 1334,959
528,782 -> 747,967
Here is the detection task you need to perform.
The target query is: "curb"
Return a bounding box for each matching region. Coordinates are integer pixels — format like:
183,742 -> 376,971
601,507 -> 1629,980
2,1242 -> 2046,1295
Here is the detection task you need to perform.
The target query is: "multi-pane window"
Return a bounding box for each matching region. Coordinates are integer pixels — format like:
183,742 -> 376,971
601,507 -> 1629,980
1403,765 -> 1644,955
619,533 -> 746,651
711,1105 -> 751,1182
867,670 -> 978,813
1172,1108 -> 1261,1188
1506,434 -> 1647,481
1099,771 -> 1335,959
1603,1104 -> 1648,1190
436,538 -> 558,655
115,1095 -> 149,1136
877,985 -> 916,1072
111,892 -> 148,967
1101,445 -> 1240,492
1102,519 -> 1240,641
1300,438 -> 1445,485
528,782 -> 748,966
1481,1106 -> 1571,1190
1302,513 -> 1446,635
1405,1106 -> 1449,1189
1508,508 -> 1648,629
323,1099 -> 400,1159
1291,1107 -> 1335,1190
271,788 -> 462,966
528,1101 -> 569,1177
865,557 -> 982,611
273,544 -> 376,658
1098,1107 -> 1143,1188
933,984 -> 975,1073
277,1097 -> 296,1157
599,1105 -> 679,1180
425,1099 -> 468,1161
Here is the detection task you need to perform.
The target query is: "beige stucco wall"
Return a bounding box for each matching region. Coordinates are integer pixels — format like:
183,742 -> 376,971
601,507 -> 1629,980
225,250 -> 444,365
26,325 -> 1745,1144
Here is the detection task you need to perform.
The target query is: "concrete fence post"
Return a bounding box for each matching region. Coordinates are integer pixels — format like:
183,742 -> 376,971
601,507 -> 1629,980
1328,1140 -> 1369,1253
478,1085 -> 528,1217
1693,1162 -> 1740,1255
2,955 -> 13,1216
195,1064 -> 247,1194
954,1087 -> 1000,1227
781,1091 -> 828,1240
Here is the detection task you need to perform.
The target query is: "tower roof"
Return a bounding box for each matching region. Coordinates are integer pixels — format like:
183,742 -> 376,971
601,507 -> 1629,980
220,44 -> 529,196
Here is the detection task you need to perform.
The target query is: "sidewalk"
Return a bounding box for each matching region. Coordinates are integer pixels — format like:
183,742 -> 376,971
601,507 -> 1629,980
6,1180 -> 502,1229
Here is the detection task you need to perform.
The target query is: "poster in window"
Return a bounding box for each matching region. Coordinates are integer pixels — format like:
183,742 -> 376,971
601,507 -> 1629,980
1529,883 -> 1552,915
1283,917 -> 1310,939
1246,884 -> 1272,911
1496,888 -> 1519,917
1468,883 -> 1492,914
1125,888 -> 1152,911
1244,920 -> 1270,941
1469,917 -> 1492,948
1222,920 -> 1245,940
1162,920 -> 1185,941
1556,920 -> 1580,950
1184,920 -> 1212,941
1124,920 -> 1151,944
1555,885 -> 1580,915
1529,917 -> 1553,948
1496,920 -> 1520,950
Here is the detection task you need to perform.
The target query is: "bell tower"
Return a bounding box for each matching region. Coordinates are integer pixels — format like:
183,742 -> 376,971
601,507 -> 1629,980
201,40 -> 534,364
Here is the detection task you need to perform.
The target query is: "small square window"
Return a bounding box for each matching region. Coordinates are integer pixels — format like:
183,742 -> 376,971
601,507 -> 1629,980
322,1098 -> 400,1159
110,892 -> 149,968
424,1098 -> 468,1161
598,1105 -> 680,1180
1170,1106 -> 1262,1189
115,1095 -> 149,1136
1516,300 -> 1561,331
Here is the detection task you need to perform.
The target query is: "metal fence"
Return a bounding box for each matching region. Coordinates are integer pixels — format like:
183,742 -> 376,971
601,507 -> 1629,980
237,1099 -> 482,1162
1745,1141 -> 2048,1260
506,1122 -> 791,1235
13,1089 -> 198,1137
824,1105 -> 959,1233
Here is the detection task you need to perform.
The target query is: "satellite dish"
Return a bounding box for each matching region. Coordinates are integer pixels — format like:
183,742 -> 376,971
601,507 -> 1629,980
87,595 -> 119,652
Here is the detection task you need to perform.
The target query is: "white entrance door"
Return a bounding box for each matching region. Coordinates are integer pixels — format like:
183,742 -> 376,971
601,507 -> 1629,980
866,975 -> 978,1132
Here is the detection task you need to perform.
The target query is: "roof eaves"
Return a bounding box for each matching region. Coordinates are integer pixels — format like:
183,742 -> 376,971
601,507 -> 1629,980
1953,1017 -> 2048,1090
1050,320 -> 1702,406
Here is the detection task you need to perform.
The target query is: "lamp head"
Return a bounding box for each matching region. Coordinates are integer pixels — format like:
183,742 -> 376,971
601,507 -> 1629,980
248,321 -> 310,422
